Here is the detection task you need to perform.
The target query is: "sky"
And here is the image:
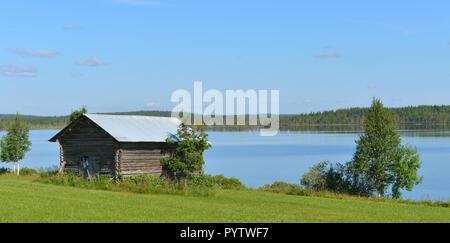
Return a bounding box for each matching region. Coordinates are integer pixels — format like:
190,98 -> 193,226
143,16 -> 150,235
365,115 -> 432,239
0,0 -> 449,116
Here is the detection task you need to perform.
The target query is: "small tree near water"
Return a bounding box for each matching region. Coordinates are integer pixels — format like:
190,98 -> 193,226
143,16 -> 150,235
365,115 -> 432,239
300,161 -> 328,191
161,124 -> 211,187
302,99 -> 423,199
0,113 -> 32,175
348,98 -> 422,198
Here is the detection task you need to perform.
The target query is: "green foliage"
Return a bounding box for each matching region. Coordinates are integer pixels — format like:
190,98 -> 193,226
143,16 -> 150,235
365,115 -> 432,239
281,104 -> 450,131
345,98 -> 422,198
70,106 -> 88,122
302,99 -> 423,199
161,124 -> 211,181
2,104 -> 450,131
0,167 -> 11,175
190,174 -> 247,190
300,161 -> 350,193
258,181 -> 306,196
100,110 -> 172,117
300,161 -> 329,191
17,167 -> 38,176
0,114 -> 69,130
38,172 -> 245,197
350,98 -> 402,196
0,167 -> 38,176
390,145 -> 423,199
0,113 -> 32,165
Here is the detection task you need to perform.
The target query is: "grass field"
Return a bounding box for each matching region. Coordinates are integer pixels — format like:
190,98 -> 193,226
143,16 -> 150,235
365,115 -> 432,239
0,176 -> 449,223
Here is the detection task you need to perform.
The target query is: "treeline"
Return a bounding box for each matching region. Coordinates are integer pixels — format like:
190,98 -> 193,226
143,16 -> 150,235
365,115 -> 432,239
280,105 -> 450,130
1,105 -> 450,131
0,115 -> 69,130
0,111 -> 171,130
100,111 -> 173,117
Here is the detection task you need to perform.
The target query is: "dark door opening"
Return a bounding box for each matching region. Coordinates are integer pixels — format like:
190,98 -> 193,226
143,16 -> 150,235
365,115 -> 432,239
80,156 -> 100,179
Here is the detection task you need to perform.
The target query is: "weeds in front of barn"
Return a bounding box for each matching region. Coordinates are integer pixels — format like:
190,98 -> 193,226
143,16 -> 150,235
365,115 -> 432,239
37,171 -> 246,197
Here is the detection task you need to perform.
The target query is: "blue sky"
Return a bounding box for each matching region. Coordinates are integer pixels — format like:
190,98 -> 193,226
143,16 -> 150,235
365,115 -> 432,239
0,0 -> 449,115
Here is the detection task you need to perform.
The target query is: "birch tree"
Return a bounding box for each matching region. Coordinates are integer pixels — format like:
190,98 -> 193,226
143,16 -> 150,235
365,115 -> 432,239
0,113 -> 32,175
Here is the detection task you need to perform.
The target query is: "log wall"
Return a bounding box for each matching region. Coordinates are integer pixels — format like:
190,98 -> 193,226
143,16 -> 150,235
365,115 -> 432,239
119,142 -> 175,177
58,117 -> 118,177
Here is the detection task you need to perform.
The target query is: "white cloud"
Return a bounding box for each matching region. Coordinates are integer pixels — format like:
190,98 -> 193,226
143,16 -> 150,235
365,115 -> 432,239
63,25 -> 80,30
11,48 -> 59,58
76,58 -> 105,67
0,64 -> 38,77
316,52 -> 341,58
116,0 -> 165,6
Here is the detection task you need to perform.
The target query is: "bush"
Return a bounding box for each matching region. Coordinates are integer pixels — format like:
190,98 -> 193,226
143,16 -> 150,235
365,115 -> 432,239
300,161 -> 329,191
258,181 -> 306,196
300,161 -> 350,194
38,168 -> 59,179
191,174 -> 247,190
0,167 -> 11,175
0,167 -> 39,176
18,168 -> 38,176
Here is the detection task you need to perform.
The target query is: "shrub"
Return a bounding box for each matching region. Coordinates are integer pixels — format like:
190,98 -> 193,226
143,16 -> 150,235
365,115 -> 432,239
300,161 -> 350,194
18,168 -> 38,176
300,161 -> 329,191
259,181 -> 306,196
191,174 -> 246,190
160,124 -> 211,187
38,168 -> 59,179
0,167 -> 38,176
0,167 -> 11,175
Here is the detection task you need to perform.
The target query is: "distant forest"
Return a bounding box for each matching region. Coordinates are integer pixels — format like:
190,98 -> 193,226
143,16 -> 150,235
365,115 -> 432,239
0,114 -> 69,131
1,105 -> 450,131
280,105 -> 450,131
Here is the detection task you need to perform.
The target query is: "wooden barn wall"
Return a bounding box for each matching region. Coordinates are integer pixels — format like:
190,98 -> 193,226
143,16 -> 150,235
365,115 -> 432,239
58,117 -> 118,177
119,142 -> 176,177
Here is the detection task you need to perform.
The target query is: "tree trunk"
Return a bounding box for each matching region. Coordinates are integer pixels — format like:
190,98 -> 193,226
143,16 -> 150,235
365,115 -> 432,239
17,161 -> 20,176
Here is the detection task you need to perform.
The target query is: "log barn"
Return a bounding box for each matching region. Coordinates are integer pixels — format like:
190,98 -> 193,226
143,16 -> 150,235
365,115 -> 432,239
49,114 -> 181,178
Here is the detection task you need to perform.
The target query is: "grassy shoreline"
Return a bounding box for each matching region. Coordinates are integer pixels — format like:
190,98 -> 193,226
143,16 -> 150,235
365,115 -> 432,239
0,175 -> 448,223
1,169 -> 448,206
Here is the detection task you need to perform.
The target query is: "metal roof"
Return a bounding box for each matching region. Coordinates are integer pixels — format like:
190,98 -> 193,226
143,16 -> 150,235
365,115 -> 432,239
50,114 -> 181,143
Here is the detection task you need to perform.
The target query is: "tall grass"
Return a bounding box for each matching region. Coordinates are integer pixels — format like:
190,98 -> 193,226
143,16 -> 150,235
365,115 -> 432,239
0,167 -> 39,176
3,167 -> 446,208
257,181 -> 449,208
37,172 -> 246,197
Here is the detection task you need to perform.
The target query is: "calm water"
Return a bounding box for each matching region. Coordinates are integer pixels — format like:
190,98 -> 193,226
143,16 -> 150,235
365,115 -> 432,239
1,130 -> 449,201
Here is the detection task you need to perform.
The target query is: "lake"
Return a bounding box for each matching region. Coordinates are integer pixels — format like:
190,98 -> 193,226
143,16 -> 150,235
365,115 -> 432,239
1,129 -> 449,201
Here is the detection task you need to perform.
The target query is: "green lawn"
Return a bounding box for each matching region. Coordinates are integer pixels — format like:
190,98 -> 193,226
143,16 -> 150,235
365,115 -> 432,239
0,176 -> 449,223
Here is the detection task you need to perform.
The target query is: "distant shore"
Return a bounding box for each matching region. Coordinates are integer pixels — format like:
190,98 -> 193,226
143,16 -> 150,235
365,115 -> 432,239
1,105 -> 450,131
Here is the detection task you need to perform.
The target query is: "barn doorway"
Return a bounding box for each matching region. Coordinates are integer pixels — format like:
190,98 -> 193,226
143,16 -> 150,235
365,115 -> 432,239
80,156 -> 100,179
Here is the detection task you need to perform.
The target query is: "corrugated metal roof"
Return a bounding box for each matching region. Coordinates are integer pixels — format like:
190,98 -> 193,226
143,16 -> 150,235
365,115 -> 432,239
84,114 -> 181,142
